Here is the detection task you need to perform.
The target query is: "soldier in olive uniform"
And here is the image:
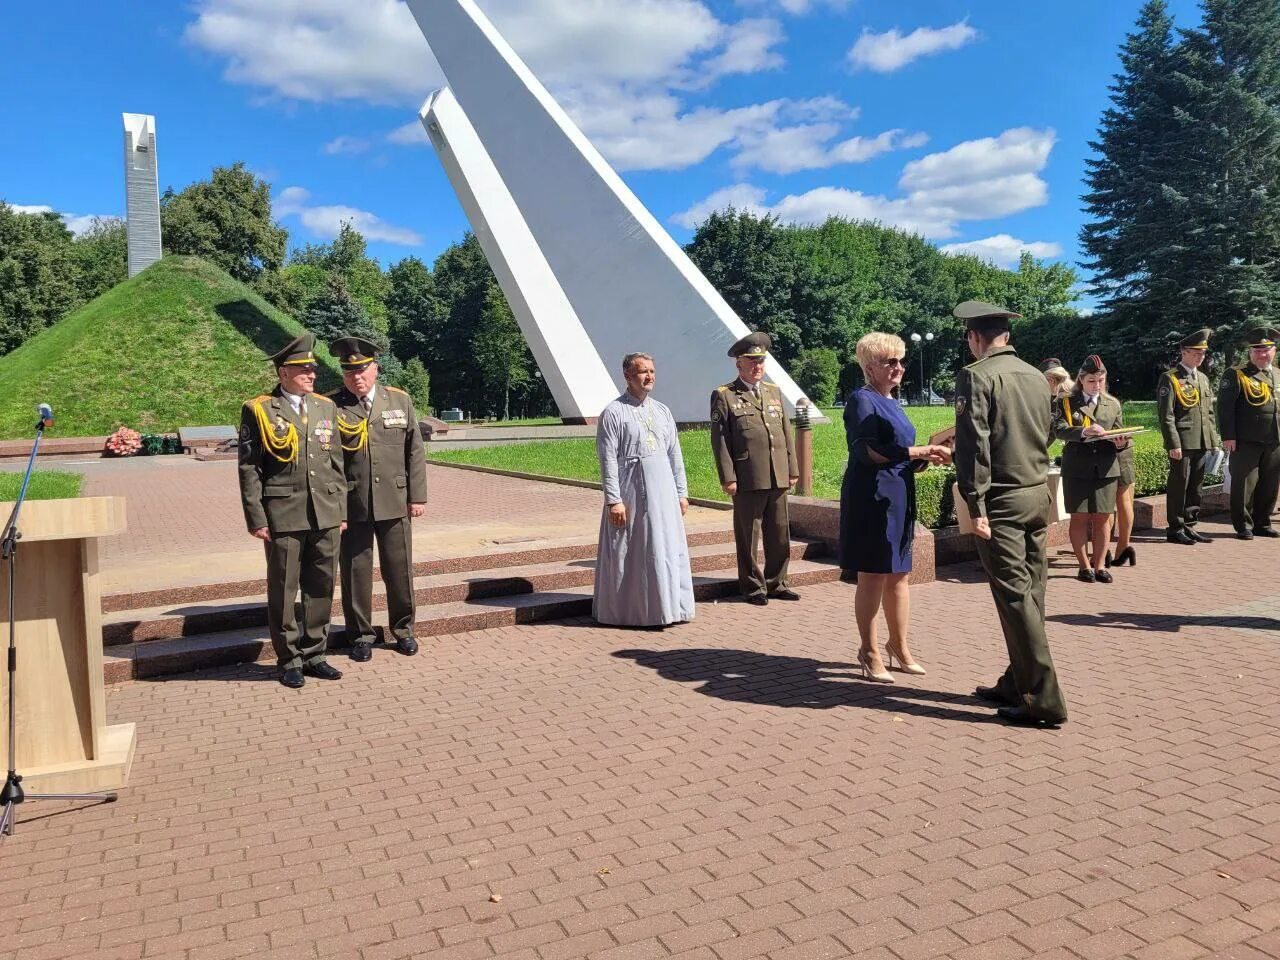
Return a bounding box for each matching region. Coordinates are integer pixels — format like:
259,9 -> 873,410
1218,327 -> 1280,539
238,333 -> 347,689
328,336 -> 429,661
953,301 -> 1068,728
1158,328 -> 1220,545
710,332 -> 800,605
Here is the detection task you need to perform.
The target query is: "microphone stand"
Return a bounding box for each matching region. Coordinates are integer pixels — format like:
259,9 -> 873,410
1,414 -> 116,838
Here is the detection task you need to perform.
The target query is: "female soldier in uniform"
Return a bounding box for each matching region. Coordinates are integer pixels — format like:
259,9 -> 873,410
1053,355 -> 1131,583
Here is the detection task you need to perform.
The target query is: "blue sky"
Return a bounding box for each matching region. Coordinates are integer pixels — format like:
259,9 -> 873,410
4,0 -> 1205,284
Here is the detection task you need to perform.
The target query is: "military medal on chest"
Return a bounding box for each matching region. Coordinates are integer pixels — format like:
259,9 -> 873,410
314,418 -> 334,450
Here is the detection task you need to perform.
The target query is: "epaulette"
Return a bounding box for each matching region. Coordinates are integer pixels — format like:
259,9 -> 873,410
963,355 -> 991,369
716,385 -> 731,392
311,393 -> 336,405
243,394 -> 271,408
384,385 -> 408,395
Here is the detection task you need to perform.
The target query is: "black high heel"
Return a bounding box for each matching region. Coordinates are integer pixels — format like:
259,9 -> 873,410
1115,546 -> 1136,566
1104,550 -> 1113,568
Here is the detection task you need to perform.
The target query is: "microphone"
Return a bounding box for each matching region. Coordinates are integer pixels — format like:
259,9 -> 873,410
35,403 -> 53,430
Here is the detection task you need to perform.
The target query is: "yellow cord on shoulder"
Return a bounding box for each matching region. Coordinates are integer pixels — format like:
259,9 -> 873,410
1238,368 -> 1273,407
1169,371 -> 1200,408
336,413 -> 369,452
1063,396 -> 1091,428
252,401 -> 299,463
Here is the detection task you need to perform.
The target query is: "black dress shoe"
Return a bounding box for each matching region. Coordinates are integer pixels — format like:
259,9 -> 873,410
1095,569 -> 1113,584
350,642 -> 373,663
303,661 -> 343,680
745,594 -> 769,606
1254,527 -> 1280,538
1237,528 -> 1255,540
1167,530 -> 1196,545
1114,545 -> 1138,564
1186,530 -> 1211,544
974,685 -> 1016,706
769,587 -> 801,601
279,667 -> 305,689
396,635 -> 419,656
996,705 -> 1065,728
1077,568 -> 1095,583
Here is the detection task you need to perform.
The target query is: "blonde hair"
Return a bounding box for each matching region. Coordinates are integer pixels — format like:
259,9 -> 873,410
855,332 -> 906,378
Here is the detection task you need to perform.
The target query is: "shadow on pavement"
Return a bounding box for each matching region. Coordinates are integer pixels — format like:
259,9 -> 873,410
1049,611 -> 1280,633
613,647 -> 998,722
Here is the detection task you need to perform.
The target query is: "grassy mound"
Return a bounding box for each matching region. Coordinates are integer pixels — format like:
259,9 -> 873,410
0,256 -> 342,439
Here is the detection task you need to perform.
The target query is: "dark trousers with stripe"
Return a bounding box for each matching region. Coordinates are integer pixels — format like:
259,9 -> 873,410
1165,449 -> 1207,534
266,526 -> 340,670
732,487 -> 791,597
340,516 -> 416,644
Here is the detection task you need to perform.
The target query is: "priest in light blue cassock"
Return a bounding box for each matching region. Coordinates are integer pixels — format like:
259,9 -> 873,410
593,352 -> 695,627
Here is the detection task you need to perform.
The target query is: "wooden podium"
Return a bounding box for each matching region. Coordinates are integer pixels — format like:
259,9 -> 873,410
0,496 -> 135,792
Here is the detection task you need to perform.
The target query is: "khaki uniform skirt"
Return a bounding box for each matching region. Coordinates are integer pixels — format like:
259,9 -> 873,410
1117,444 -> 1135,486
1063,474 -> 1118,514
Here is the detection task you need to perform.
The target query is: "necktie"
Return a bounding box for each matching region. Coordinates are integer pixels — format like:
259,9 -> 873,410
362,395 -> 372,412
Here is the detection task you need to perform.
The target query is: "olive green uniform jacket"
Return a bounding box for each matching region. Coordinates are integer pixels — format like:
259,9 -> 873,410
709,379 -> 797,491
238,387 -> 347,533
328,385 -> 429,520
954,346 -> 1052,520
1157,365 -> 1219,451
1052,389 -> 1124,480
1218,364 -> 1280,446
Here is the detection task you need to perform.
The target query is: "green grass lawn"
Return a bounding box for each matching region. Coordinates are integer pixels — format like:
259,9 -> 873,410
0,255 -> 342,440
431,401 -> 1173,525
0,471 -> 84,501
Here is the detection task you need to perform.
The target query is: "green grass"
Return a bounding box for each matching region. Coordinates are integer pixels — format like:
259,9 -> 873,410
0,471 -> 83,501
0,256 -> 343,439
431,401 -> 1176,525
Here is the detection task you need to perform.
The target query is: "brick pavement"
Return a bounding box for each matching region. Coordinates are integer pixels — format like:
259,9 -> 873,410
5,517 -> 1280,959
1,457 -> 729,592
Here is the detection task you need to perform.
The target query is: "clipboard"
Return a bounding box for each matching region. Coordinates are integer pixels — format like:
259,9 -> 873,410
929,425 -> 956,446
1083,426 -> 1145,443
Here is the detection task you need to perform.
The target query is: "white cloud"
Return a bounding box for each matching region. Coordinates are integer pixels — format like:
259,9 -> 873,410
695,18 -> 784,83
671,184 -> 769,228
899,127 -> 1055,191
737,0 -> 853,14
940,234 -> 1062,268
674,125 -> 1057,239
323,135 -> 371,155
386,120 -> 428,146
9,204 -> 116,237
732,124 -> 927,174
274,186 -> 423,245
849,21 -> 979,73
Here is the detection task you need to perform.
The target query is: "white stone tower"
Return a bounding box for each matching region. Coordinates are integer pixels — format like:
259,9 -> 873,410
122,113 -> 161,277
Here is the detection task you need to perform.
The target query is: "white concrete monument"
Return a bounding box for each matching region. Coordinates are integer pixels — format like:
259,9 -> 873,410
122,113 -> 161,277
406,0 -> 814,424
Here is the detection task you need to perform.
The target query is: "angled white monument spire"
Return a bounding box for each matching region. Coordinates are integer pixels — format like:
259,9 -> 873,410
405,0 -> 813,423
420,89 -> 618,423
122,113 -> 161,277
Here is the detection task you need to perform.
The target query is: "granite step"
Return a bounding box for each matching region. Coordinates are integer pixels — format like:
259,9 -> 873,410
102,558 -> 843,683
100,539 -> 830,646
101,526 -> 738,612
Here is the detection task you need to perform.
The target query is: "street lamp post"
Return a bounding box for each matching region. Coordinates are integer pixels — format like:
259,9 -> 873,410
909,332 -> 935,403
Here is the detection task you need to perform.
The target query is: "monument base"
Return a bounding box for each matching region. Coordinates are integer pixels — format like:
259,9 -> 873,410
21,722 -> 136,793
561,416 -> 598,426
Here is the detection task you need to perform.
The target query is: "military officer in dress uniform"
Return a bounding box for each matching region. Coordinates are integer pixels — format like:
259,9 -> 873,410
328,336 -> 429,661
237,333 -> 347,689
710,332 -> 800,605
1158,328 -> 1220,545
1218,327 -> 1280,539
953,301 -> 1068,728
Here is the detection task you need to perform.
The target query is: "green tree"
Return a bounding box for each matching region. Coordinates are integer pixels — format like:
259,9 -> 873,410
386,256 -> 440,359
395,357 -> 431,412
71,217 -> 127,302
471,279 -> 530,419
305,272 -> 376,345
789,347 -> 841,405
0,204 -> 80,354
161,162 -> 287,281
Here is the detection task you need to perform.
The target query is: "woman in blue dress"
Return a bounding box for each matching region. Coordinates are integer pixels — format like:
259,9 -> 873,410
839,332 -> 951,682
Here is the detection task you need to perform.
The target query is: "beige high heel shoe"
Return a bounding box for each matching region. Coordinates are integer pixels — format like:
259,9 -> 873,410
884,642 -> 926,676
858,648 -> 894,683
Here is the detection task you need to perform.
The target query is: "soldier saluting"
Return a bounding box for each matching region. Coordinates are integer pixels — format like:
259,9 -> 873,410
1218,327 -> 1280,539
237,333 -> 347,689
328,336 -> 429,661
1158,328 -> 1219,545
710,332 -> 800,605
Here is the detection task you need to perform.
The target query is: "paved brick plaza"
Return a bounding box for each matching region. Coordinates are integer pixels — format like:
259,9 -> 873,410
5,512 -> 1280,960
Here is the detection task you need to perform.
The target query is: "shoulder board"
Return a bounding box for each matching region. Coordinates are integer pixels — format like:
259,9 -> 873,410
1165,367 -> 1179,376
384,386 -> 408,395
963,355 -> 990,370
312,393 -> 335,403
716,385 -> 731,393
243,394 -> 271,408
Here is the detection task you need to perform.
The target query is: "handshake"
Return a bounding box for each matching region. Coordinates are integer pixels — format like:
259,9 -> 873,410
911,443 -> 953,467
